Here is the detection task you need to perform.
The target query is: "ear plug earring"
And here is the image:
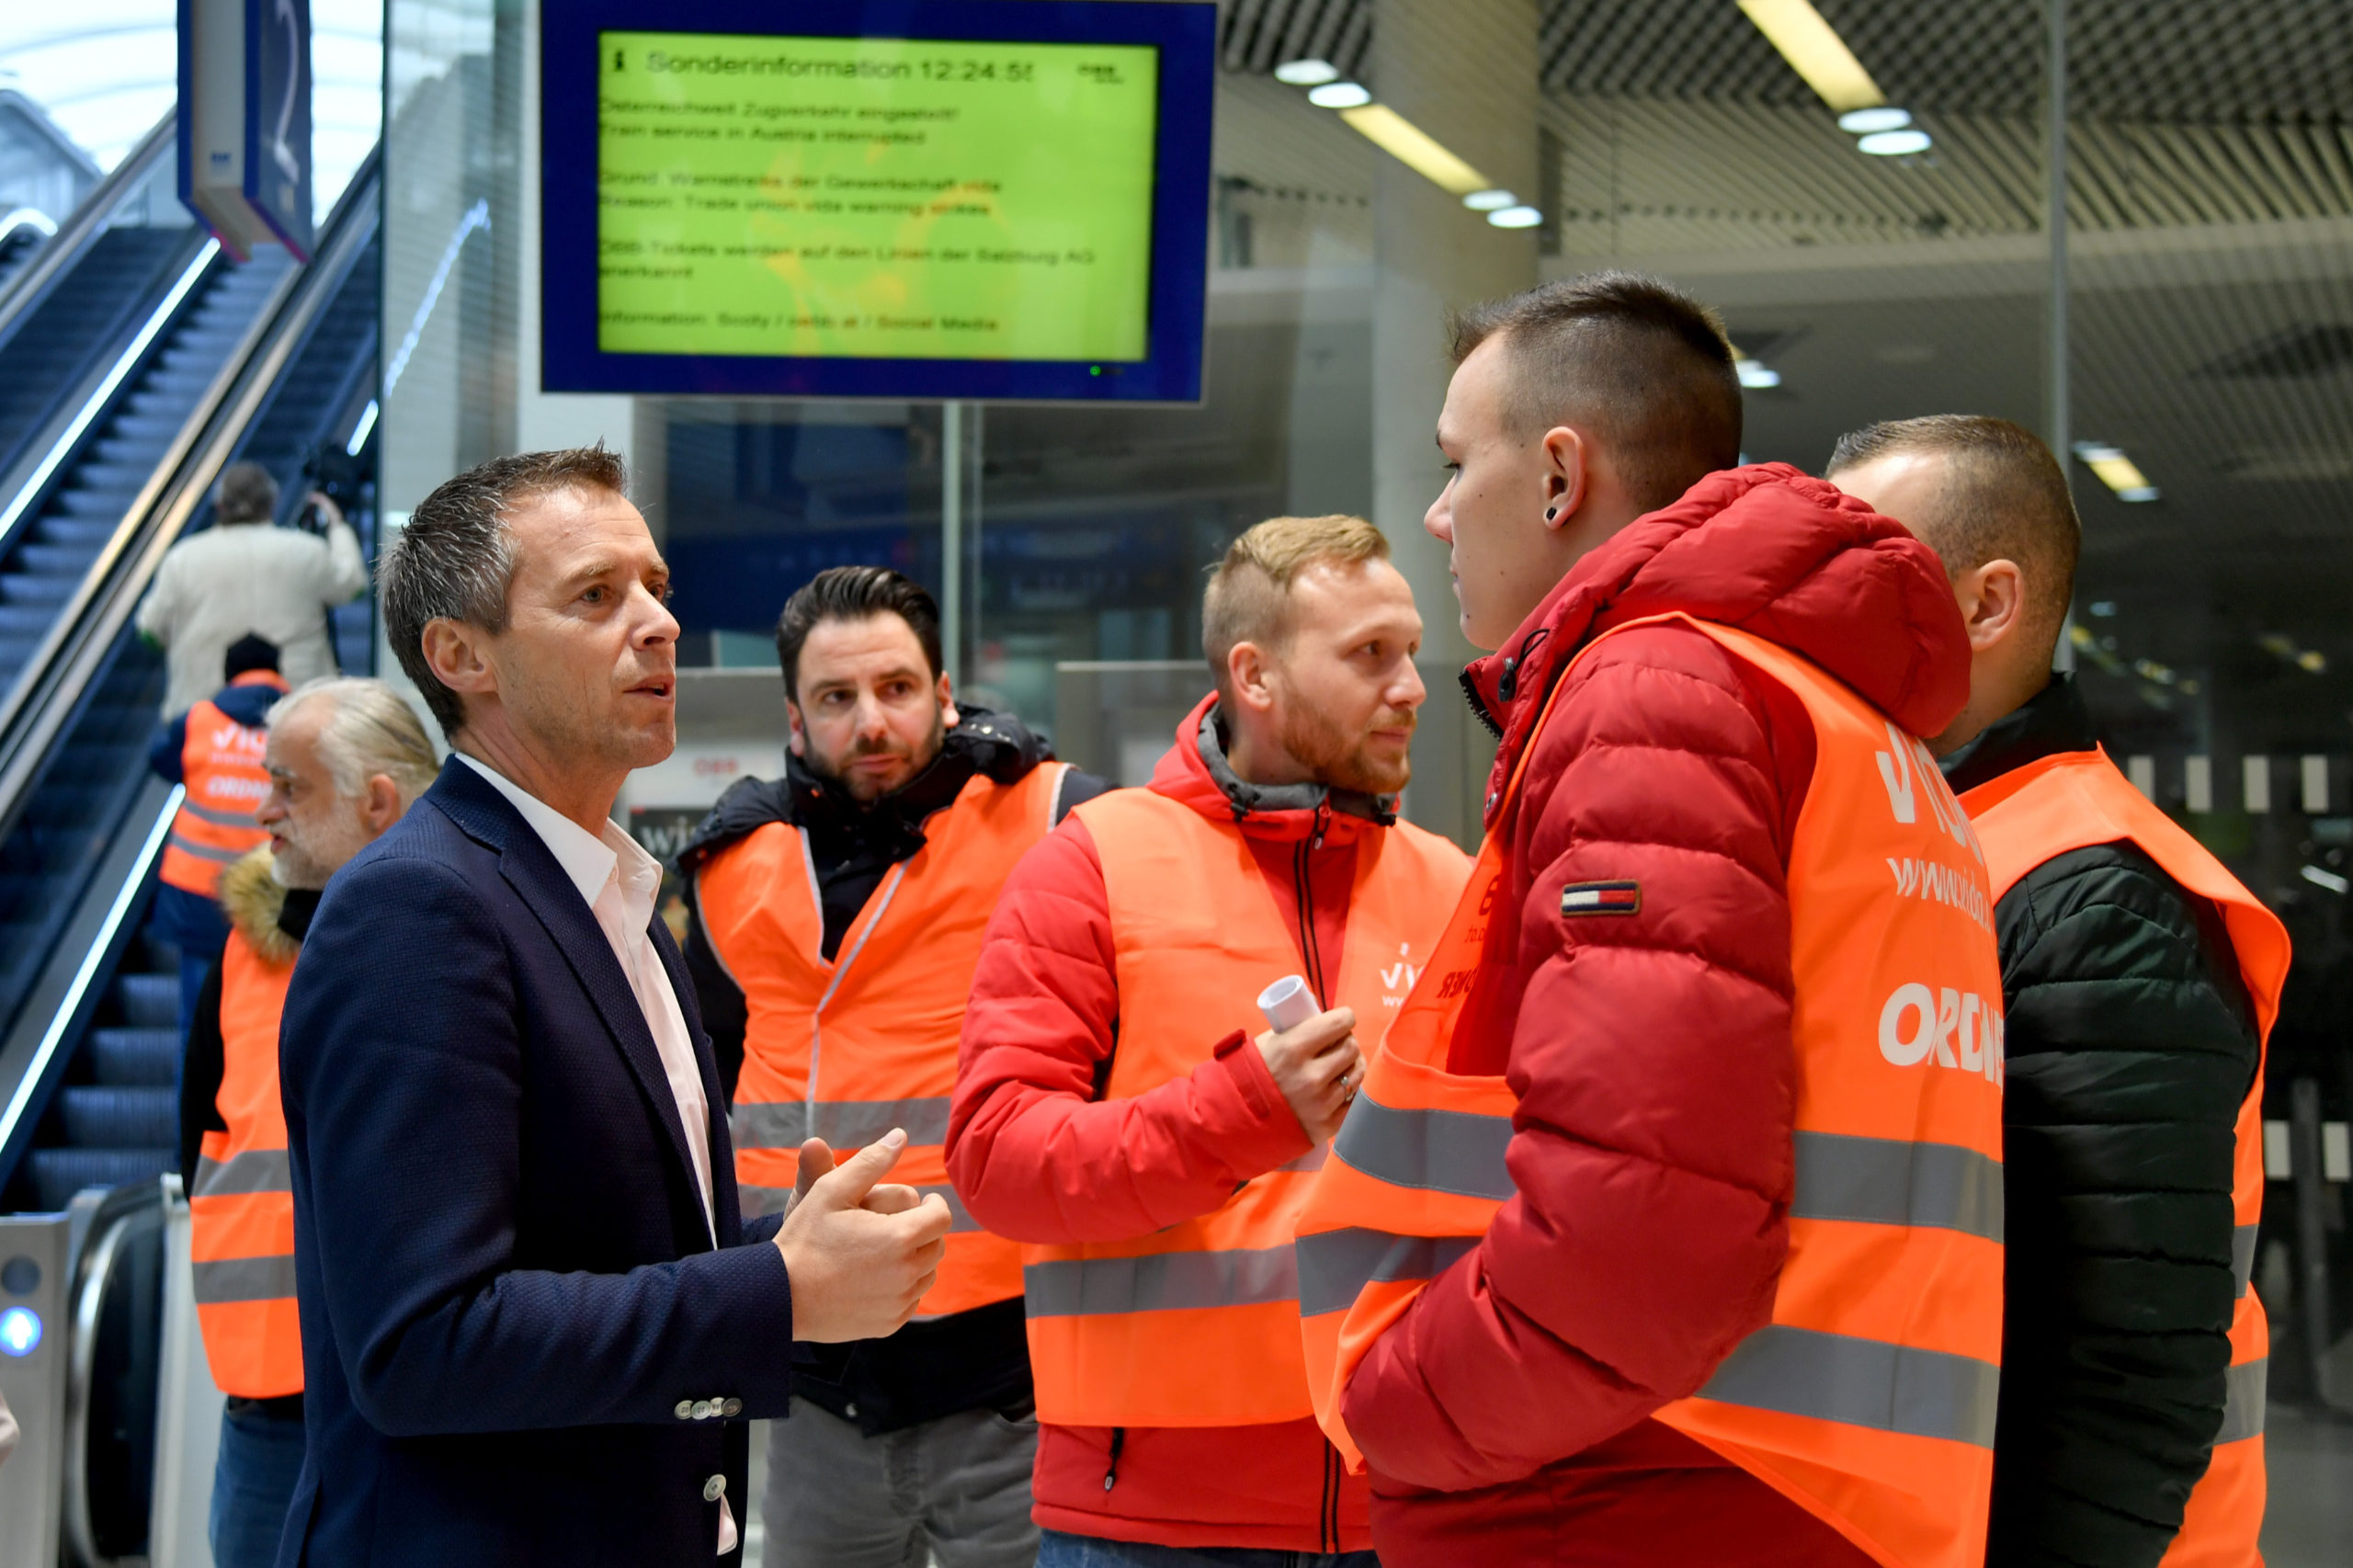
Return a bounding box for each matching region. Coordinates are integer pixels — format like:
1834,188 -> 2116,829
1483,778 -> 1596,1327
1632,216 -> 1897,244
1545,506 -> 1559,521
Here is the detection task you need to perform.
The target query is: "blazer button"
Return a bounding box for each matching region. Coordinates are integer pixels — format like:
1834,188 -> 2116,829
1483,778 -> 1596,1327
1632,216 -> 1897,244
722,1398 -> 744,1417
691,1400 -> 713,1420
675,1400 -> 694,1420
702,1474 -> 727,1503
844,1402 -> 858,1419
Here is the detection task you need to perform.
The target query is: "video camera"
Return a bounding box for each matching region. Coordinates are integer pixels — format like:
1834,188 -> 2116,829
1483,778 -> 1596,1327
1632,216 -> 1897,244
294,443 -> 366,535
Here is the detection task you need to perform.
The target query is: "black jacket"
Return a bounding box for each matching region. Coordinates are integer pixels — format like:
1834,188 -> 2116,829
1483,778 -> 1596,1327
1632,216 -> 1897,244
1942,676 -> 2261,1568
676,708 -> 1107,1436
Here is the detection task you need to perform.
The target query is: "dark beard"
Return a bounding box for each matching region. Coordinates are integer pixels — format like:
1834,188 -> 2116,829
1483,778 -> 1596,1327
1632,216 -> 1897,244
1279,703 -> 1413,796
811,709 -> 948,803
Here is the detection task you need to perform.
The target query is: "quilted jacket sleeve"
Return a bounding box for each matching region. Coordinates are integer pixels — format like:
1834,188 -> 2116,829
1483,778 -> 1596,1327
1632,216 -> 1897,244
947,817 -> 1315,1244
1344,624 -> 1803,1491
1984,843 -> 2258,1568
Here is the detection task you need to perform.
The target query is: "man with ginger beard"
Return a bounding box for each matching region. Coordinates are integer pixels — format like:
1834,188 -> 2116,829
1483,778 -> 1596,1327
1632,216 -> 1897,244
947,515 -> 1471,1565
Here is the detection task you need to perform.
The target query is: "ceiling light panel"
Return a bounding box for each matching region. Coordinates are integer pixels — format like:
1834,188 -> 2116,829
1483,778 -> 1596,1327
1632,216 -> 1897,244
1307,81 -> 1373,109
1336,104 -> 1491,197
1273,58 -> 1340,85
1735,0 -> 1886,112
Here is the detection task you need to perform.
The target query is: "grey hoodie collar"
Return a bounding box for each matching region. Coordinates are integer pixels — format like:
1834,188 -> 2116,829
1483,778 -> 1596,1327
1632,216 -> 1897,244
1196,703 -> 1396,824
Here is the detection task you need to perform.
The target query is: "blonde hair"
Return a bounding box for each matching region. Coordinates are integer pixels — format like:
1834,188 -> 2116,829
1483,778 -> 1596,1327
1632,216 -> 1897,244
267,678 -> 440,806
1202,515 -> 1391,700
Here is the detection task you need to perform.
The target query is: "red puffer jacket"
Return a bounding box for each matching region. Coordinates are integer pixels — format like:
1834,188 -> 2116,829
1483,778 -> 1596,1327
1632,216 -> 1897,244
1342,464 -> 1972,1566
950,698 -> 1425,1552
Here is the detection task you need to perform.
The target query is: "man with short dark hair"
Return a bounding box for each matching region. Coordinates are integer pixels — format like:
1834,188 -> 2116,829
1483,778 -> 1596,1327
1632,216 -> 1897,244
147,633 -> 290,1046
1831,416 -> 2282,1568
277,449 -> 953,1567
950,515 -> 1470,1566
676,565 -> 1107,1568
1294,275 -> 2002,1568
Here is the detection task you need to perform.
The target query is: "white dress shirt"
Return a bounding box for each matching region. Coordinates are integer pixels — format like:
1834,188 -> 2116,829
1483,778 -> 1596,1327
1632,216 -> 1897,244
455,755 -> 736,1553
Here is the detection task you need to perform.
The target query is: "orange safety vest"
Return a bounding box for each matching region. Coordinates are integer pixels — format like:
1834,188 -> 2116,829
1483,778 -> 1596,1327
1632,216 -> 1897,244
1961,746 -> 2288,1568
697,763 -> 1071,1320
162,676 -> 284,897
1297,616 -> 2008,1568
189,923 -> 302,1397
1024,787 -> 1470,1428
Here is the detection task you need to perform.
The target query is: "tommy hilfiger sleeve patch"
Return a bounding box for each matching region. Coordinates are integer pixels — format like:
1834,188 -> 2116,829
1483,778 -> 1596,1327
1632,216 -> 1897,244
1561,880 -> 1642,916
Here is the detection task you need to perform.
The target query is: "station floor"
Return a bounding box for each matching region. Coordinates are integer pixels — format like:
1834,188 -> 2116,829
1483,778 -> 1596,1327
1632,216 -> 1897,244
2263,1404 -> 2353,1566
735,1412 -> 2353,1566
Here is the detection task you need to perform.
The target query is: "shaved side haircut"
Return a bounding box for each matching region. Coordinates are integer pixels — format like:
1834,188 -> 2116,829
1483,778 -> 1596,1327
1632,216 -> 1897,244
1827,415 -> 2081,663
1203,515 -> 1390,704
1448,271 -> 1745,511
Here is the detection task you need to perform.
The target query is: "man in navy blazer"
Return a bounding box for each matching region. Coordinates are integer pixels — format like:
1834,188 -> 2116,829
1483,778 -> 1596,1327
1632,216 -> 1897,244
276,447 -> 951,1566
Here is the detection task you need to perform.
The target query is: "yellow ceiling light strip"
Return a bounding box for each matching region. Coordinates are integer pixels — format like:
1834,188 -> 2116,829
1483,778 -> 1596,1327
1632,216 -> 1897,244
1737,0 -> 1886,112
1337,104 -> 1491,197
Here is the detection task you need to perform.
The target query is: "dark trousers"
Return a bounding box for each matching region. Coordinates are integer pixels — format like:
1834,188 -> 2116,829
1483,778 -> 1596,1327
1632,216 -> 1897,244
210,1400 -> 306,1568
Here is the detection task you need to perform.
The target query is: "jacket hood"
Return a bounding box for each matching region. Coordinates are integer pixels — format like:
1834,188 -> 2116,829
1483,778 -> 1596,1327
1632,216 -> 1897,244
675,703 -> 1053,874
1465,462 -> 1971,817
1146,694 -> 1394,845
221,848 -> 298,962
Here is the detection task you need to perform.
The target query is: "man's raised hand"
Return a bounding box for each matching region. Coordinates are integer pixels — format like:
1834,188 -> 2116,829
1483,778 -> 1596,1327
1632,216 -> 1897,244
773,1131 -> 951,1342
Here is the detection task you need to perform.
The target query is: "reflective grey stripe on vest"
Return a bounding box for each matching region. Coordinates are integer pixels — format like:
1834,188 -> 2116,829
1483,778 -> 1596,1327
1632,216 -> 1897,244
1331,1091 -> 1514,1200
1790,1131 -> 2004,1244
1024,1244 -> 1298,1318
192,1149 -> 291,1198
738,1181 -> 983,1233
731,1096 -> 952,1151
191,1254 -> 298,1304
178,798 -> 259,827
167,832 -> 246,864
1696,1324 -> 1999,1449
1295,1227 -> 1480,1317
2215,1357 -> 2267,1445
2233,1224 -> 2259,1300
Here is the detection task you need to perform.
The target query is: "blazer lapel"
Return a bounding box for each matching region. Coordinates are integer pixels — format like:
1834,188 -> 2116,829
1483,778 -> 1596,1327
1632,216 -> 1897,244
428,762 -> 705,1227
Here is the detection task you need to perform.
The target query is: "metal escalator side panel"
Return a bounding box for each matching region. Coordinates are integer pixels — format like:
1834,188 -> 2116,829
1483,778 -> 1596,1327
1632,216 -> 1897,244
0,782 -> 180,1200
0,115 -> 178,356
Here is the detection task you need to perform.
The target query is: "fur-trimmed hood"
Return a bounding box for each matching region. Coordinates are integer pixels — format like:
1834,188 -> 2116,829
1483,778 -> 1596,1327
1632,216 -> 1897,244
219,847 -> 300,962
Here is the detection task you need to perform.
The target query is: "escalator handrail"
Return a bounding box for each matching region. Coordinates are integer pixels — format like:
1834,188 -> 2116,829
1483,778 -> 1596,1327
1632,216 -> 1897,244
0,114 -> 177,351
61,1182 -> 165,1568
0,238 -> 224,564
0,151 -> 382,846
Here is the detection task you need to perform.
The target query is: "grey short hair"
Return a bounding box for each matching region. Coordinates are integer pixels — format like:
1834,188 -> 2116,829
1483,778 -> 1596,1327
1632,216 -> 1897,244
268,677 -> 440,805
380,447 -> 628,738
215,461 -> 279,525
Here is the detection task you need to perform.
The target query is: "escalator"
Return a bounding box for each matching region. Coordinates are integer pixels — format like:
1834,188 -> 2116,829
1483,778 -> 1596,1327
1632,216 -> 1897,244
0,131 -> 382,1566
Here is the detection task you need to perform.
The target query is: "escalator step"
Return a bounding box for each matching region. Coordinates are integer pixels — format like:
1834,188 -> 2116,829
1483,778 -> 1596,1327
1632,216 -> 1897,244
0,576 -> 71,603
115,972 -> 180,1028
0,606 -> 51,635
88,1028 -> 179,1086
15,542 -> 95,574
57,1085 -> 176,1148
28,1149 -> 172,1214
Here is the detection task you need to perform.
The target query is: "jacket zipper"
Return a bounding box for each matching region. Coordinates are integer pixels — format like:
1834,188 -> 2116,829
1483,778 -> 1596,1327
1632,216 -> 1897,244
1292,806 -> 1332,1005
1321,1435 -> 1341,1551
1103,1426 -> 1125,1491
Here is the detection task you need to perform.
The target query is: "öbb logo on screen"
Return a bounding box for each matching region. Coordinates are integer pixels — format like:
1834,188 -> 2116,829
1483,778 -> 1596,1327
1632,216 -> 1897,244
1877,983 -> 2004,1083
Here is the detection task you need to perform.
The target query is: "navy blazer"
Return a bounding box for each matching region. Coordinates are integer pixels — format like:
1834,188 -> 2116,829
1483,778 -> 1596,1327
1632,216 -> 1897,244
275,757 -> 795,1567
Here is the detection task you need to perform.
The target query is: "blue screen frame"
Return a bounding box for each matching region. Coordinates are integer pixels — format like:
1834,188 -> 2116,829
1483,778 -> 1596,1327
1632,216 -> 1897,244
541,0 -> 1215,403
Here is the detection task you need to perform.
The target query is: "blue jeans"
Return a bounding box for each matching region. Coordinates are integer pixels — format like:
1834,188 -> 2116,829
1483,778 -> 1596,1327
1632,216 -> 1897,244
1038,1528 -> 1379,1568
210,1402 -> 306,1568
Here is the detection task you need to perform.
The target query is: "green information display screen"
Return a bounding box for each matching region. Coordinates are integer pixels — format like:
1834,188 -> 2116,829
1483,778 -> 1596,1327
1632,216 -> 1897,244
597,31 -> 1161,363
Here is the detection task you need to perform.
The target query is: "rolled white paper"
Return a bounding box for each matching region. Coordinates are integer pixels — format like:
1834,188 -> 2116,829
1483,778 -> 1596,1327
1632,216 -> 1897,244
1257,974 -> 1318,1033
